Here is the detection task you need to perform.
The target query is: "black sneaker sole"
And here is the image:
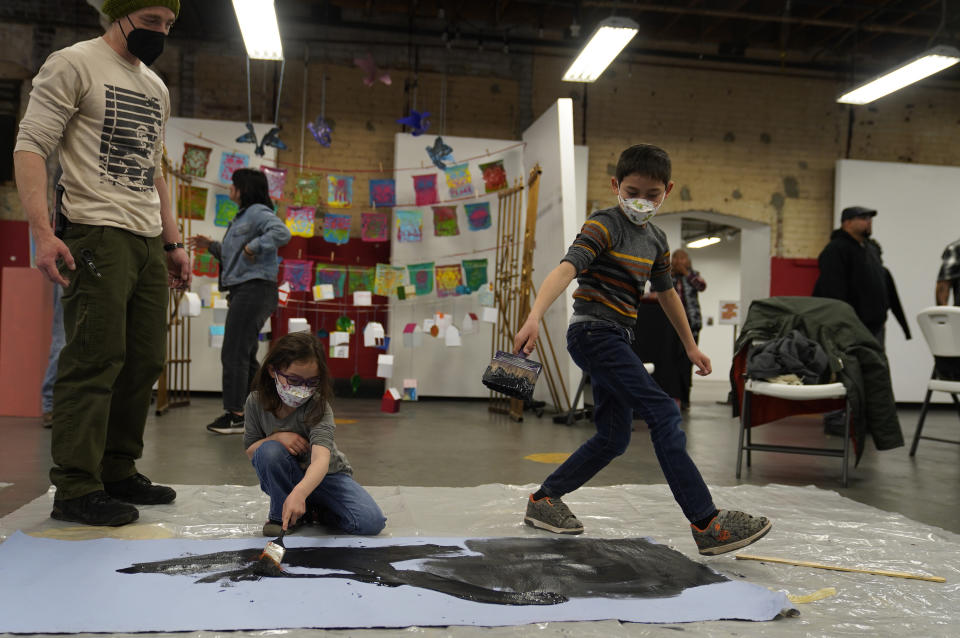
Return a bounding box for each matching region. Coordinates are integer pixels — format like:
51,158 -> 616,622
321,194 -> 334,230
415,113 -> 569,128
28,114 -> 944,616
207,425 -> 245,434
51,506 -> 139,527
105,489 -> 176,506
697,520 -> 773,556
523,516 -> 584,535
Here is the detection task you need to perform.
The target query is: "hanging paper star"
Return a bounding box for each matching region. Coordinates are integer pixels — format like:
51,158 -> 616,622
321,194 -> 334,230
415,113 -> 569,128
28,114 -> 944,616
396,109 -> 430,136
236,122 -> 288,157
354,52 -> 392,87
426,136 -> 454,170
307,116 -> 332,147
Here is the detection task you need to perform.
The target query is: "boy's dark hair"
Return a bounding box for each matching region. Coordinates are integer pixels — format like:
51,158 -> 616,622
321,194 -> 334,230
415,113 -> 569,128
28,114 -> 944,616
231,168 -> 274,210
252,332 -> 332,422
615,144 -> 671,186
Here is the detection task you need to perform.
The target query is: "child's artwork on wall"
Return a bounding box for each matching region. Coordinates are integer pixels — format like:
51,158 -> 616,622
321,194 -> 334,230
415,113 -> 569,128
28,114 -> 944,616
464,202 -> 491,231
478,159 -> 508,193
178,186 -> 208,220
322,213 -> 351,245
432,206 -> 460,237
192,247 -> 219,278
181,143 -> 212,178
361,212 -> 389,242
347,266 -> 375,295
462,259 -> 488,292
426,135 -> 454,169
282,259 -> 314,292
327,175 -> 354,208
413,174 -> 438,206
436,264 -> 464,298
294,175 -> 321,206
407,262 -> 435,296
374,263 -> 406,297
260,166 -> 287,200
285,206 -> 315,238
369,179 -> 396,207
218,151 -> 248,184
314,263 -> 347,298
444,163 -> 474,198
396,209 -> 422,243
214,194 -> 239,227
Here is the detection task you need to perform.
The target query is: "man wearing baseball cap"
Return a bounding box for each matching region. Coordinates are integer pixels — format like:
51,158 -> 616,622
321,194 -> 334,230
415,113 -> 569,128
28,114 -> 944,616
13,1 -> 188,526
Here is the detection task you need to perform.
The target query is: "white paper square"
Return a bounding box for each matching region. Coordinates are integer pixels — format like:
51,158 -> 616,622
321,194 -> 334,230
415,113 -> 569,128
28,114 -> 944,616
354,291 -> 373,306
377,354 -> 394,378
330,344 -> 349,359
314,284 -> 335,301
423,318 -> 436,335
288,318 -> 310,333
330,331 -> 350,346
481,306 -> 499,323
444,325 -> 462,347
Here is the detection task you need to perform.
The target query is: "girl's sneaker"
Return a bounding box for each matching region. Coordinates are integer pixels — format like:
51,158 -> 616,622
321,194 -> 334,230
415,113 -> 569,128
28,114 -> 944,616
691,510 -> 772,555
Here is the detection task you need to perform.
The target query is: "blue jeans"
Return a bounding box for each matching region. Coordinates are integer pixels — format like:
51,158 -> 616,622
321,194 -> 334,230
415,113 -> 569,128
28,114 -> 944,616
251,440 -> 386,535
41,285 -> 66,413
541,321 -> 717,523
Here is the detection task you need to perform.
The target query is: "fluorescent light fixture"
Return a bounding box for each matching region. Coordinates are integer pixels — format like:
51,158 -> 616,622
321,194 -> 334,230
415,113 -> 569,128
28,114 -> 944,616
563,17 -> 639,82
687,236 -> 721,249
232,0 -> 284,60
837,45 -> 960,105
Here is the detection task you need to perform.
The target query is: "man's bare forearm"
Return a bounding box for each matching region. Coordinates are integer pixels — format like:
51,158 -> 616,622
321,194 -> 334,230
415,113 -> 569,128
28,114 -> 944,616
14,150 -> 53,238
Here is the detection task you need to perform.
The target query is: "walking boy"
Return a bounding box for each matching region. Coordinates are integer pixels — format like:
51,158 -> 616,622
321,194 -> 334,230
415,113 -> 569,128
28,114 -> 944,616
513,144 -> 771,555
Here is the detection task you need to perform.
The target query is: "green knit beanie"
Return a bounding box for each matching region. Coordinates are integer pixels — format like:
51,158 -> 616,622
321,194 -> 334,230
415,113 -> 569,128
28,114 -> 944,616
101,0 -> 180,21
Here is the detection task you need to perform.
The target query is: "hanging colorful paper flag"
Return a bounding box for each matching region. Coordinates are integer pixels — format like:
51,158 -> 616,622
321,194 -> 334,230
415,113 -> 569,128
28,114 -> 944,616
374,263 -> 406,297
322,212 -> 351,245
294,175 -> 320,206
464,202 -> 491,231
327,175 -> 354,208
214,194 -> 238,227
479,159 -> 508,192
395,209 -> 422,243
218,151 -> 249,184
260,166 -> 287,200
432,206 -> 460,237
435,264 -> 464,298
462,258 -> 488,291
192,247 -> 219,278
314,263 -> 346,297
413,174 -> 438,206
282,259 -> 314,292
178,186 -> 208,220
181,143 -> 212,178
285,206 -> 315,238
444,162 -> 474,198
407,262 -> 434,296
361,212 -> 389,242
347,265 -> 375,295
369,179 -> 396,207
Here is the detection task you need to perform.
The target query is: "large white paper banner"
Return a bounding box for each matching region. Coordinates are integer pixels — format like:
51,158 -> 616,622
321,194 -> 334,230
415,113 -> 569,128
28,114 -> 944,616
377,354 -> 394,378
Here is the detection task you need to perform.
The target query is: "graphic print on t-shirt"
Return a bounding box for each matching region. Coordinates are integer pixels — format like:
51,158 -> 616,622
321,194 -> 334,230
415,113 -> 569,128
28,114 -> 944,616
98,84 -> 162,192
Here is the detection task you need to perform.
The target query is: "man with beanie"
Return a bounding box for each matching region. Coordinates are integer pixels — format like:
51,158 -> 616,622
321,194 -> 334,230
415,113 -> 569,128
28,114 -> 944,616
14,1 -> 188,526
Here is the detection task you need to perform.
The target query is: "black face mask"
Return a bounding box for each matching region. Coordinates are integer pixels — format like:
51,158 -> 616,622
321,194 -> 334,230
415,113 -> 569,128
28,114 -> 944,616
121,16 -> 165,66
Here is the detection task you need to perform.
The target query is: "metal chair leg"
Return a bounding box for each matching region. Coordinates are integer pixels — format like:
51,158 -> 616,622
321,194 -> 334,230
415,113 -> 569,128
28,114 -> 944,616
841,399 -> 851,487
910,389 -> 934,457
736,390 -> 750,479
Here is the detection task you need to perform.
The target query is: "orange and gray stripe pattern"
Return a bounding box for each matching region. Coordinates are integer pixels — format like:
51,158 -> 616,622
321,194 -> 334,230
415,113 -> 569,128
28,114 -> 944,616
561,207 -> 673,327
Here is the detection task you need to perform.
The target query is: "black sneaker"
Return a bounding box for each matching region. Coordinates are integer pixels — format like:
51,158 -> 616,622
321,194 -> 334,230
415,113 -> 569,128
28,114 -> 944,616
104,473 -> 176,505
51,490 -> 139,526
206,411 -> 245,434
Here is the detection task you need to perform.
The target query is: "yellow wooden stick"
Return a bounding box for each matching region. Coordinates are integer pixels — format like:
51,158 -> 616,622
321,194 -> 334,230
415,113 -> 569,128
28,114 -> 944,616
736,554 -> 946,583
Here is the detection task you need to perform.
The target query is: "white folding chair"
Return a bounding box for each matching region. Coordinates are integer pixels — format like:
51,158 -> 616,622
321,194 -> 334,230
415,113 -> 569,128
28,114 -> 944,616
909,306 -> 960,456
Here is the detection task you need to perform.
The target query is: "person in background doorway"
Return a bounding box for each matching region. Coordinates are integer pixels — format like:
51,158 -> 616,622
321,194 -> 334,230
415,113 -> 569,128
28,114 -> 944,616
14,1 -> 188,527
671,249 -> 706,409
188,168 -> 291,434
936,237 -> 960,306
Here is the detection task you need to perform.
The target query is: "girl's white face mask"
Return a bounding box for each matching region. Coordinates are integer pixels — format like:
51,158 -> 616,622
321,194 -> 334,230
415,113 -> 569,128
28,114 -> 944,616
274,375 -> 316,408
617,192 -> 664,226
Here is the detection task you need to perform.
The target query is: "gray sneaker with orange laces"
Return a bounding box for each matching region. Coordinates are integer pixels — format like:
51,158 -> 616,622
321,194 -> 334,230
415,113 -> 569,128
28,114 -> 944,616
691,509 -> 772,555
523,494 -> 584,534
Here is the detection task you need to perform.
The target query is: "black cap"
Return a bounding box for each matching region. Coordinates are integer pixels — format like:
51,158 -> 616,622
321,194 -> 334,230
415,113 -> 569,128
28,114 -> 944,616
841,206 -> 877,222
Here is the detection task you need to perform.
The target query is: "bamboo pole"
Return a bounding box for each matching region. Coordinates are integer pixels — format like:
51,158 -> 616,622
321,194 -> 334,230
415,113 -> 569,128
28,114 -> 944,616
735,554 -> 946,583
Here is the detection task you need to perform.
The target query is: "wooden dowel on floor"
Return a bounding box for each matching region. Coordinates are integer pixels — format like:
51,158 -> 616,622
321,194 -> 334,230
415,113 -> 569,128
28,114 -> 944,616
735,554 -> 946,583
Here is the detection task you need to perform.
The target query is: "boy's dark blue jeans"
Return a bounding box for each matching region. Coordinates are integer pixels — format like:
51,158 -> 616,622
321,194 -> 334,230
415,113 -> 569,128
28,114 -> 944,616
541,321 -> 717,524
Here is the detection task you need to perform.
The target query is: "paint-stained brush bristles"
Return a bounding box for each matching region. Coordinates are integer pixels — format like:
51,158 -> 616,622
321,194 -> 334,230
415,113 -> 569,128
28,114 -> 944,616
253,532 -> 285,577
482,351 -> 543,400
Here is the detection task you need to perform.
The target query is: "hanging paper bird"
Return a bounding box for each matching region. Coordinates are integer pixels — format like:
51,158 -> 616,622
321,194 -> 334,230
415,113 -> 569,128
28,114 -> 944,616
307,116 -> 332,147
426,136 -> 454,170
396,109 -> 430,136
354,52 -> 392,87
236,122 -> 288,157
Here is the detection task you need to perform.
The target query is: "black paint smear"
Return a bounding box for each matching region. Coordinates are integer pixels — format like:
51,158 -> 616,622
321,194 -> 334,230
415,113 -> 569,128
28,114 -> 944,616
118,537 -> 727,607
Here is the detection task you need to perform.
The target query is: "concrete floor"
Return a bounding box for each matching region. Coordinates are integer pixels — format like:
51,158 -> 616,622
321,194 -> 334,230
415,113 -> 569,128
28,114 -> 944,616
2,386 -> 959,533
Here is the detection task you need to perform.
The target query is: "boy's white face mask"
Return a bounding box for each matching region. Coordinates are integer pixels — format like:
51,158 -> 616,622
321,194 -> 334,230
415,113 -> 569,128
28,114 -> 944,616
618,192 -> 663,226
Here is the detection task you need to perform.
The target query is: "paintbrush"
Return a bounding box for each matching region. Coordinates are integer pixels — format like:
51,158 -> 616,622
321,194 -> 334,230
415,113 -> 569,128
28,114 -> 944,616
482,350 -> 543,400
253,529 -> 286,577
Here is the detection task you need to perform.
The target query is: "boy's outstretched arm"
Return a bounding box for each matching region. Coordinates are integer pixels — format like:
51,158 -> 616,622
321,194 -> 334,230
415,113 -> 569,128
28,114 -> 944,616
514,261 -> 577,355
657,287 -> 712,375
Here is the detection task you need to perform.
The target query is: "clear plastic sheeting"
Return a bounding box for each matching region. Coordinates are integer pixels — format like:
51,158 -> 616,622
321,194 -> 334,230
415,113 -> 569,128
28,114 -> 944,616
1,483 -> 958,637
